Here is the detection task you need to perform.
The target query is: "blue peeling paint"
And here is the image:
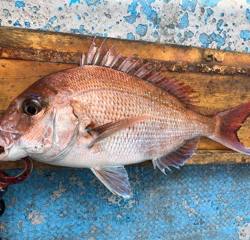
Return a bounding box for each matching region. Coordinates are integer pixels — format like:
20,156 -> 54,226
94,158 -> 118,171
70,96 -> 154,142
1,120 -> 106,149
153,30 -> 158,38
79,25 -> 86,34
178,12 -> 189,29
24,21 -> 30,27
247,0 -> 250,4
207,8 -> 214,17
70,28 -> 79,33
49,16 -> 57,24
140,1 -> 160,27
216,19 -> 223,33
69,0 -> 80,7
201,0 -> 220,7
184,30 -> 194,38
84,0 -> 100,6
104,13 -> 111,19
125,0 -> 160,28
178,30 -> 194,43
205,8 -> 214,24
77,14 -> 81,20
54,25 -> 61,32
1,165 -> 250,239
42,23 -> 51,31
13,20 -> 21,27
240,30 -> 250,41
58,6 -> 63,11
181,0 -> 197,13
246,8 -> 250,23
124,15 -> 138,24
127,32 -> 135,40
199,32 -> 226,48
15,1 -> 25,8
244,47 -> 250,52
136,24 -> 148,37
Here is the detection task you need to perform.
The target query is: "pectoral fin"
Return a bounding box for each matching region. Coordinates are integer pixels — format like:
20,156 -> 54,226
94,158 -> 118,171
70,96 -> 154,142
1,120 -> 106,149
91,166 -> 131,198
87,116 -> 149,147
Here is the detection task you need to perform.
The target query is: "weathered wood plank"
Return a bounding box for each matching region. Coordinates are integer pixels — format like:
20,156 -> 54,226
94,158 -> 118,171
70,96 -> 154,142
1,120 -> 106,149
0,59 -> 75,110
1,150 -> 250,170
1,27 -> 250,74
1,26 -> 250,168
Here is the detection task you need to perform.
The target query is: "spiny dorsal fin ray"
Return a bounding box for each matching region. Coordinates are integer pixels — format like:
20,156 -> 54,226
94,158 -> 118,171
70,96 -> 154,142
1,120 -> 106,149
152,137 -> 200,174
80,38 -> 199,108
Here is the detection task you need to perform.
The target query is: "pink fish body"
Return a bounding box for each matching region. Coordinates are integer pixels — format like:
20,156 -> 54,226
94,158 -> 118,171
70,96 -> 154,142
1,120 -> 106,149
0,39 -> 250,198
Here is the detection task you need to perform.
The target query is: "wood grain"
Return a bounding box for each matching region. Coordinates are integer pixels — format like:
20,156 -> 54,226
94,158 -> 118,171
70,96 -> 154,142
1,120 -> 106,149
1,26 -> 250,169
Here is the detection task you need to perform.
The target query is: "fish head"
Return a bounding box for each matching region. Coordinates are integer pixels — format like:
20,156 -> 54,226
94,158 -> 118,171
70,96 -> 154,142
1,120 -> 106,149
0,72 -> 78,162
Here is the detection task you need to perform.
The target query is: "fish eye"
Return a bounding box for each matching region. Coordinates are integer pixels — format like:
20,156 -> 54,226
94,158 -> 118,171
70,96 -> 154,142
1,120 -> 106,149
21,98 -> 43,116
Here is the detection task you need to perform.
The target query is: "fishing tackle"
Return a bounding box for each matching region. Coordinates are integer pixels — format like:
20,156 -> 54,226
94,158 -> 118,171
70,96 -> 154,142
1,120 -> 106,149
0,158 -> 33,216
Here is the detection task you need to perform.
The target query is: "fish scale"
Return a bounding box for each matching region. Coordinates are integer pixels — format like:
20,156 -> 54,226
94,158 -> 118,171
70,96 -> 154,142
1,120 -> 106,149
1,39 -> 250,198
57,66 -> 210,166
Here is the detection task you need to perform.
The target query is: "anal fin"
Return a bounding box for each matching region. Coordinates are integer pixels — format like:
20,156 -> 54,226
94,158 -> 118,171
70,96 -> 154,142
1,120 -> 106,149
153,137 -> 200,174
91,165 -> 131,199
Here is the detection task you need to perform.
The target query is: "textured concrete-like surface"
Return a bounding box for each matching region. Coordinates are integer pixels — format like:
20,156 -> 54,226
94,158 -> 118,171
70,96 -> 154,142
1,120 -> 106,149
1,0 -> 250,52
1,165 -> 250,239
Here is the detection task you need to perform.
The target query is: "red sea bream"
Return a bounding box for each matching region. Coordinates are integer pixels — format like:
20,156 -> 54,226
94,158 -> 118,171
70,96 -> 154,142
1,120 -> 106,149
0,39 -> 250,198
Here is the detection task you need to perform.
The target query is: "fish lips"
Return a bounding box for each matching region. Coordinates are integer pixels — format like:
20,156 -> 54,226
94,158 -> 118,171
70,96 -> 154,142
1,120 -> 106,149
0,131 -> 14,161
0,146 -> 4,157
0,146 -> 10,161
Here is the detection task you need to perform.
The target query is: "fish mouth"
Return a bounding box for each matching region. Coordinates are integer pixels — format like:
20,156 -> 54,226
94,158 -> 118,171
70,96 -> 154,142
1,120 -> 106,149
0,146 -> 4,155
0,130 -> 13,161
0,146 -> 7,161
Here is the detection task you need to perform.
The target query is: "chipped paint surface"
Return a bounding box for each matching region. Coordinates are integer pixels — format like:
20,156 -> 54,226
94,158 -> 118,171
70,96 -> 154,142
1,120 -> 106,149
0,166 -> 250,239
1,0 -> 250,52
51,181 -> 67,201
26,210 -> 45,226
238,223 -> 250,240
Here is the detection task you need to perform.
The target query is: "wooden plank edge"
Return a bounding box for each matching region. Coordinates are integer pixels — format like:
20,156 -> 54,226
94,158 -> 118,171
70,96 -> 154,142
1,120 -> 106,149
0,150 -> 249,170
1,26 -> 250,70
1,46 -> 250,76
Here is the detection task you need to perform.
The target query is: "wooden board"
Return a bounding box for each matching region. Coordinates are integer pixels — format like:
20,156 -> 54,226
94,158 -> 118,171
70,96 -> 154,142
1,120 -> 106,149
1,26 -> 250,169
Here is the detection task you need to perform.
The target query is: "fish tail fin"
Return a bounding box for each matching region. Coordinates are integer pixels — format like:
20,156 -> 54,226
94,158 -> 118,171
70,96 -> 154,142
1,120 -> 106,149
211,101 -> 250,155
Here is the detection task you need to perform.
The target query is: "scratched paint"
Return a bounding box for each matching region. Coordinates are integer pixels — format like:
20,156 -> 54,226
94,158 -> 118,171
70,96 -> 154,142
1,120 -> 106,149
1,0 -> 250,52
0,165 -> 250,239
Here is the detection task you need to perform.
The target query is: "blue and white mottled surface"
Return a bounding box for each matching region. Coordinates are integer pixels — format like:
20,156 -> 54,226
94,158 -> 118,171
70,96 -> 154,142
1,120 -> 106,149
1,166 -> 250,239
1,0 -> 250,52
1,0 -> 250,239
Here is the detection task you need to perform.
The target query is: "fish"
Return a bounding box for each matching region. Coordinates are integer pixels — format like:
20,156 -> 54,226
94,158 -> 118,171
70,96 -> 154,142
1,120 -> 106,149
0,38 -> 250,198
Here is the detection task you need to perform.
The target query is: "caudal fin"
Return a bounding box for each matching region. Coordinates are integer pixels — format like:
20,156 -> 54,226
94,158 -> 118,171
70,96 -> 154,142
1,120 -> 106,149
212,102 -> 250,155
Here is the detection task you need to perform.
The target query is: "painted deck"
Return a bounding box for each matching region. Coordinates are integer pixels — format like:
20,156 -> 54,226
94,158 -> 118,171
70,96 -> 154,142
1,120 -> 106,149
1,0 -> 250,239
1,165 -> 250,239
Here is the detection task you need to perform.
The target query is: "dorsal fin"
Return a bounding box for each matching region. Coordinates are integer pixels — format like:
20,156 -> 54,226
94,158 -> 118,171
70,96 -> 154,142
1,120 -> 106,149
80,38 -> 199,108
